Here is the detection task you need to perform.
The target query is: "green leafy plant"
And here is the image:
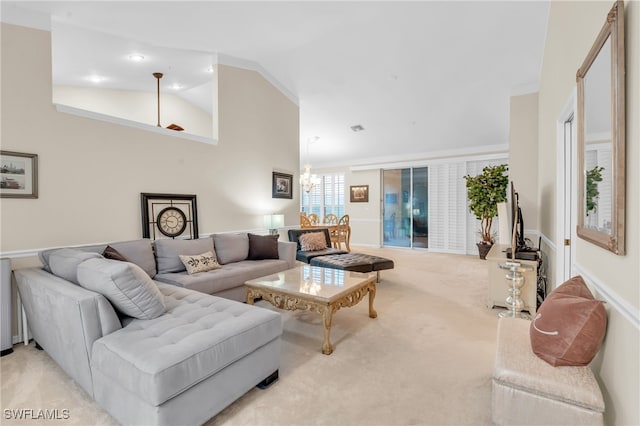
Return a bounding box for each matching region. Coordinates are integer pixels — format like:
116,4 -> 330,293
586,165 -> 604,216
464,164 -> 509,244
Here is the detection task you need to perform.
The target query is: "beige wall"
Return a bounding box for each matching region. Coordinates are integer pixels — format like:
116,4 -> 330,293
509,92 -> 539,234
538,2 -> 639,425
346,168 -> 382,247
53,86 -> 214,139
0,23 -> 300,256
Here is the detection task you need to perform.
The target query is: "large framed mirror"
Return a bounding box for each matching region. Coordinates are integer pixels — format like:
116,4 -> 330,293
576,0 -> 625,255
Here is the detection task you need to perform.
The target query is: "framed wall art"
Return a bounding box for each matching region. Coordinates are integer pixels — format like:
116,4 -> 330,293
0,151 -> 38,198
272,172 -> 293,199
350,185 -> 369,203
141,193 -> 199,239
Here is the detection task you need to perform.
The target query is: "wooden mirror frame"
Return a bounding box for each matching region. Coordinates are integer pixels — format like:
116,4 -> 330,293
576,0 -> 625,255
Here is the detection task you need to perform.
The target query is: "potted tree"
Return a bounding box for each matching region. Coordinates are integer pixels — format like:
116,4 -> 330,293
464,164 -> 509,259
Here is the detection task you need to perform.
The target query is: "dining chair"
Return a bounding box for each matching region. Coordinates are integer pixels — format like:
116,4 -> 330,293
322,213 -> 338,225
307,213 -> 319,225
300,213 -> 313,228
330,214 -> 350,251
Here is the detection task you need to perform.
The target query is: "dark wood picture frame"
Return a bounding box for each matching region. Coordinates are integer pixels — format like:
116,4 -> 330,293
272,172 -> 293,199
0,151 -> 38,198
141,193 -> 199,239
350,185 -> 369,203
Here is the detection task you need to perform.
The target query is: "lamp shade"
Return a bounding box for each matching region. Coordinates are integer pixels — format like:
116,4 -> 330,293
264,214 -> 284,230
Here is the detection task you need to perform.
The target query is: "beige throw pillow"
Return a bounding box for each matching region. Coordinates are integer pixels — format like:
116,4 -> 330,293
299,232 -> 327,251
179,251 -> 222,274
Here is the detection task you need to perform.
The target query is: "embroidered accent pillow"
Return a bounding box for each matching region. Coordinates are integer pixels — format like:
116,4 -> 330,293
178,251 -> 222,275
299,232 -> 328,251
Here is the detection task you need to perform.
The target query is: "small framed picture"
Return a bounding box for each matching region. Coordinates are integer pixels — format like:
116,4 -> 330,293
1,151 -> 38,198
350,185 -> 369,203
272,172 -> 293,199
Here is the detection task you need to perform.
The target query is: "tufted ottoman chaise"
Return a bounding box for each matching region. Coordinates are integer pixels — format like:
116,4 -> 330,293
288,228 -> 394,281
309,253 -> 394,282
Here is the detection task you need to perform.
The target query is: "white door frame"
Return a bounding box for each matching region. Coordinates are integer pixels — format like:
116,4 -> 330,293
555,89 -> 578,285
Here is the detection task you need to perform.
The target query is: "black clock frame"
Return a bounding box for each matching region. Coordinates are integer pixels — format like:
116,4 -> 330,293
156,206 -> 188,237
141,193 -> 199,239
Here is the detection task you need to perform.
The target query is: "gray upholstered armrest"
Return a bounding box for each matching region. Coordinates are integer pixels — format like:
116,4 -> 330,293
278,241 -> 297,268
14,267 -> 121,396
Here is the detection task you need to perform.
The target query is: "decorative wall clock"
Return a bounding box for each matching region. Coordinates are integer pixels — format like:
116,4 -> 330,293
141,193 -> 198,239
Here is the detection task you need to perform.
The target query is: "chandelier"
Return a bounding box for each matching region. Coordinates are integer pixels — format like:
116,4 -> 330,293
300,136 -> 321,194
300,137 -> 321,193
300,164 -> 321,193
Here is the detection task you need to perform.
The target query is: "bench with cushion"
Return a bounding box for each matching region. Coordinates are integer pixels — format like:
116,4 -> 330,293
492,276 -> 606,425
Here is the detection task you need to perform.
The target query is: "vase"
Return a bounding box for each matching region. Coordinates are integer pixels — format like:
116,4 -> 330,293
477,242 -> 493,260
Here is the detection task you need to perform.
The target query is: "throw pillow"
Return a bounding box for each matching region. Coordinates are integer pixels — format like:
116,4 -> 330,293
103,245 -> 129,262
247,233 -> 280,260
179,251 -> 222,274
529,278 -> 607,367
154,238 -> 215,274
77,257 -> 166,320
48,248 -> 103,284
212,233 -> 249,264
299,232 -> 328,251
550,274 -> 594,299
108,239 -> 157,278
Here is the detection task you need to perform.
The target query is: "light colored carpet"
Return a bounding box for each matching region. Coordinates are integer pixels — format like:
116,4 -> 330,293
1,247 -> 502,426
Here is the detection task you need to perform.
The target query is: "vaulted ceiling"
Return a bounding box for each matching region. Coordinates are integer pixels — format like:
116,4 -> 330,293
2,1 -> 550,168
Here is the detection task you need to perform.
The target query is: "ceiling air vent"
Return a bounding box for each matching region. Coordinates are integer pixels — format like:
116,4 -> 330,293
350,124 -> 365,132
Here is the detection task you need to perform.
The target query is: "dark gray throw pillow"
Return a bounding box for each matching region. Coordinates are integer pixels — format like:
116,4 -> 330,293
103,245 -> 129,262
247,233 -> 279,260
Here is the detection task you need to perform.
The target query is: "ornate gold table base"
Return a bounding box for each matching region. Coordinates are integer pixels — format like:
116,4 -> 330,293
247,280 -> 377,355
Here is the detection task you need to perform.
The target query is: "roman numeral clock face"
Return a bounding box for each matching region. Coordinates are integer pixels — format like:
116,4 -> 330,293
157,207 -> 187,238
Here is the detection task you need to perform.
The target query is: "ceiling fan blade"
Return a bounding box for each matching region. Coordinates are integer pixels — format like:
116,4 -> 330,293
166,123 -> 184,131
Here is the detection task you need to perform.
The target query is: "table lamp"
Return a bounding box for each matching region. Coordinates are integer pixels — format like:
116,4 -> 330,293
263,214 -> 284,235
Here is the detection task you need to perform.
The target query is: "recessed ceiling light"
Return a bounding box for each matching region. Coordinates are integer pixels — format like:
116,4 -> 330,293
350,124 -> 365,132
86,75 -> 105,83
128,54 -> 145,62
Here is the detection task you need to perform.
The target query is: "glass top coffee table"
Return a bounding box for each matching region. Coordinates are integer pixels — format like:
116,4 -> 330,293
246,265 -> 377,355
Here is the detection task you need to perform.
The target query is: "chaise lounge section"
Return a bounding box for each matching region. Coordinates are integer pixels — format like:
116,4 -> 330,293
15,234 -> 293,425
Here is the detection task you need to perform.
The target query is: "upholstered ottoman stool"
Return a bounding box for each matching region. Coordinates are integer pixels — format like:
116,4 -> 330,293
492,318 -> 605,426
310,253 -> 394,282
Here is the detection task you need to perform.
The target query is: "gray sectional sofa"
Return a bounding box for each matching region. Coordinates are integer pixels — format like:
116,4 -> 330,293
14,233 -> 297,425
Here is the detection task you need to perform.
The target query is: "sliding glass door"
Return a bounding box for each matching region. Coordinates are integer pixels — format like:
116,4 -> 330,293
382,167 -> 428,248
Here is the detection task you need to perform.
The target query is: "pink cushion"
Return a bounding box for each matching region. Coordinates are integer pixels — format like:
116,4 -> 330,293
530,276 -> 606,367
299,232 -> 328,251
551,275 -> 595,299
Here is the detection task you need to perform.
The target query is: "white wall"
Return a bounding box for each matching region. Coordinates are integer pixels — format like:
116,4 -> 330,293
53,85 -> 214,139
0,23 -> 300,258
538,2 -> 639,424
